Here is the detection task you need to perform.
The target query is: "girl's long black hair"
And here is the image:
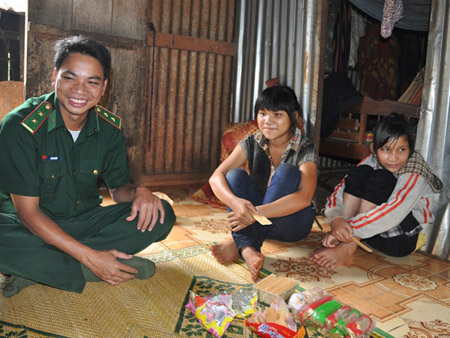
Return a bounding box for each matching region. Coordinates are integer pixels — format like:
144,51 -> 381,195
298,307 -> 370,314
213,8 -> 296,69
372,113 -> 415,155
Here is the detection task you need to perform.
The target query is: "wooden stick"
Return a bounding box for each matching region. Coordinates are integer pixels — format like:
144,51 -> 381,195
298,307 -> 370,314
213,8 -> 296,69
314,216 -> 324,231
352,237 -> 373,253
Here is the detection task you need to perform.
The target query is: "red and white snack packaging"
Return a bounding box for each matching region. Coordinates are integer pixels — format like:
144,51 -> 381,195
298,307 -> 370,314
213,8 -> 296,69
245,296 -> 307,338
345,314 -> 376,338
325,305 -> 353,331
297,295 -> 333,325
245,321 -> 306,338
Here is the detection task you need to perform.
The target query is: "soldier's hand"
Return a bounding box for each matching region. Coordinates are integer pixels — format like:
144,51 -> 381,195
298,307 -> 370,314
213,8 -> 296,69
83,250 -> 137,285
126,187 -> 165,232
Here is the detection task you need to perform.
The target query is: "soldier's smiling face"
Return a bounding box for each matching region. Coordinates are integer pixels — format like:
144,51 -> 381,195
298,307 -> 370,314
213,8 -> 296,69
52,52 -> 107,127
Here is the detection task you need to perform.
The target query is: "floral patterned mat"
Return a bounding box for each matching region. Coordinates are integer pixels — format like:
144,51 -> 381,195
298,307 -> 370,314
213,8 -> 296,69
0,245 -> 393,338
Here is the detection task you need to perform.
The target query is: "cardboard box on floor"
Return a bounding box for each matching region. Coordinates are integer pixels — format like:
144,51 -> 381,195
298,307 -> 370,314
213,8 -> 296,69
253,274 -> 298,305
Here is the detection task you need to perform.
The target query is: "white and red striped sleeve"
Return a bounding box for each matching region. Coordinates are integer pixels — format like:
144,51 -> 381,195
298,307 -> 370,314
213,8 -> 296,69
350,173 -> 428,238
324,176 -> 346,222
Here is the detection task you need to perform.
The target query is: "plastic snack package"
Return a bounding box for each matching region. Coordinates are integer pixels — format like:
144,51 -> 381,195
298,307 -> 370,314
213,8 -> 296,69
324,305 -> 353,331
309,299 -> 343,327
288,286 -> 326,316
245,321 -> 307,338
301,286 -> 326,304
245,296 -> 307,338
270,296 -> 297,331
345,314 -> 376,338
328,308 -> 362,337
185,291 -> 236,338
297,295 -> 333,325
231,288 -> 258,318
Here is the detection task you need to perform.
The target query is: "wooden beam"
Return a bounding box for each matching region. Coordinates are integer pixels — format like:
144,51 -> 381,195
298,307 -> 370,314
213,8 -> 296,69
320,139 -> 371,160
360,97 -> 420,118
141,172 -> 212,188
147,32 -> 234,56
28,23 -> 145,50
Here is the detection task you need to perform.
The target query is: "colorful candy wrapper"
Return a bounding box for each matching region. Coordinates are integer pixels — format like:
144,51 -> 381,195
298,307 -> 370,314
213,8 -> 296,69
185,291 -> 236,338
345,314 -> 376,338
245,321 -> 307,338
231,288 -> 258,318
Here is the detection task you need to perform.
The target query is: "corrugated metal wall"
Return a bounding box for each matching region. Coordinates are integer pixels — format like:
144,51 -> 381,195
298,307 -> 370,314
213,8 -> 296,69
231,0 -> 449,260
416,0 -> 450,260
143,0 -> 236,186
232,0 -> 327,145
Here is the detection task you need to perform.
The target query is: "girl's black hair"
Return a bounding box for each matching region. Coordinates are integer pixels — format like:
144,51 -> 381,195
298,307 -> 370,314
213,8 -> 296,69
254,86 -> 301,132
372,113 -> 415,155
53,35 -> 111,80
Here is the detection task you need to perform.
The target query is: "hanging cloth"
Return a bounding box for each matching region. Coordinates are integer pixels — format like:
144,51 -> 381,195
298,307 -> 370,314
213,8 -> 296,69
349,0 -> 430,33
332,0 -> 352,73
381,0 -> 403,38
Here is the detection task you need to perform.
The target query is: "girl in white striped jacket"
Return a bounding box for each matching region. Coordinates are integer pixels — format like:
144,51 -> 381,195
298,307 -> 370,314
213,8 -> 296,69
310,114 -> 443,268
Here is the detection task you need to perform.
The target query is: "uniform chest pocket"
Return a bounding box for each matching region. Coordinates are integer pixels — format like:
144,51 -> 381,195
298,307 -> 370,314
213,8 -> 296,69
79,160 -> 102,185
38,162 -> 67,196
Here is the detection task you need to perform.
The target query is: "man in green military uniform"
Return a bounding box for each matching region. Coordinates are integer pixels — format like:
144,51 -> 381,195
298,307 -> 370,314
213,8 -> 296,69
0,35 -> 176,297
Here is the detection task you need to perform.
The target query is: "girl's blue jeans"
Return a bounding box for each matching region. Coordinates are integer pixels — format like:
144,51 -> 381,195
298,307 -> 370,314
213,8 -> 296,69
226,163 -> 314,253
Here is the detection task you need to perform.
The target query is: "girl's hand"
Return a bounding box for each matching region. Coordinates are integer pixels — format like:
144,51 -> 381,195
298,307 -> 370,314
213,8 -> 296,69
322,232 -> 339,247
227,198 -> 258,231
330,217 -> 353,243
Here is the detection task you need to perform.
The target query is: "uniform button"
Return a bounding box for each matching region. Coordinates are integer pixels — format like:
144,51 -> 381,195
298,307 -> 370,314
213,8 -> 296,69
76,200 -> 80,204
93,169 -> 98,175
73,171 -> 77,176
51,174 -> 56,179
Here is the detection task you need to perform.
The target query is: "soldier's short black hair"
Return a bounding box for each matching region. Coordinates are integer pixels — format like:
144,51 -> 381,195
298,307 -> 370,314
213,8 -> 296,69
53,35 -> 111,80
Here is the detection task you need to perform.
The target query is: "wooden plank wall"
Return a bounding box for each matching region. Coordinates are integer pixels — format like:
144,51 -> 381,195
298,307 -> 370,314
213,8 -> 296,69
25,0 -> 235,187
26,0 -> 148,183
142,0 -> 236,187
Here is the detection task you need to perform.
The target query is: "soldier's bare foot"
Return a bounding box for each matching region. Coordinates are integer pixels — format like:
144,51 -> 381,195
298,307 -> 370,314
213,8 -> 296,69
309,242 -> 357,269
241,246 -> 264,282
210,240 -> 240,264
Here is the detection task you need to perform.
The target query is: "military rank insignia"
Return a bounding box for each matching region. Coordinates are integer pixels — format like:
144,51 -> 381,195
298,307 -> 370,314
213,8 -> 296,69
95,105 -> 122,130
20,101 -> 53,134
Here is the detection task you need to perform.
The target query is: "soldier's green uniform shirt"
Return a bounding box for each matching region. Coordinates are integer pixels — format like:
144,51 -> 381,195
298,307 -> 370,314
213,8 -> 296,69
0,92 -> 175,293
0,92 -> 129,217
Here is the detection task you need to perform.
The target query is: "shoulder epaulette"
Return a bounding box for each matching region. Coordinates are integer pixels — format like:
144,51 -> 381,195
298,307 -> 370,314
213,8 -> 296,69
20,101 -> 53,134
95,105 -> 122,130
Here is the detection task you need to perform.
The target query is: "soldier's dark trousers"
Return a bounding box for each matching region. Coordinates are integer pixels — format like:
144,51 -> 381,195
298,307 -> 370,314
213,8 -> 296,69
0,200 -> 175,293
